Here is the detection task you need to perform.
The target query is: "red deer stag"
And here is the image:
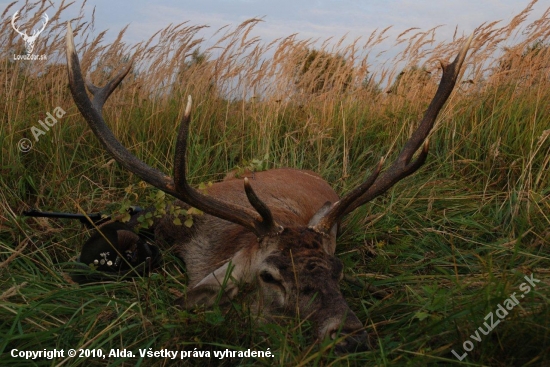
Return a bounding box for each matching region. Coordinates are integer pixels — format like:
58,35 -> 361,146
66,23 -> 472,352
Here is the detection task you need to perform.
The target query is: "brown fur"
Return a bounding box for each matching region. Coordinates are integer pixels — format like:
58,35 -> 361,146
143,168 -> 367,352
156,168 -> 338,285
66,22 -> 471,353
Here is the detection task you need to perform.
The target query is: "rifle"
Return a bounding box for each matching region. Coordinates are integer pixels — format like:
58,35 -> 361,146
22,207 -> 144,228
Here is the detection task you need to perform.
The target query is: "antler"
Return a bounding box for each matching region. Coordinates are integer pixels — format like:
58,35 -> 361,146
11,11 -> 27,38
65,22 -> 277,237
32,13 -> 49,38
11,11 -> 48,38
313,34 -> 473,234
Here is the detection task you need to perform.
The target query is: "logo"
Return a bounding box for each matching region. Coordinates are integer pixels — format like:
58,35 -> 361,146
11,10 -> 48,58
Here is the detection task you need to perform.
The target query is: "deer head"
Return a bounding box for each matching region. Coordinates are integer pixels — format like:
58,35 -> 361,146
65,22 -> 472,352
12,11 -> 49,54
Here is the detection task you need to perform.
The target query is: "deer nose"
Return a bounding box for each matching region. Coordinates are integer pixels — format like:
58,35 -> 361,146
329,327 -> 369,353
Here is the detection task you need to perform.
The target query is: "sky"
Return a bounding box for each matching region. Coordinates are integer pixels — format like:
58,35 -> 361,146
4,0 -> 547,44
3,0 -> 547,69
64,1 -> 545,43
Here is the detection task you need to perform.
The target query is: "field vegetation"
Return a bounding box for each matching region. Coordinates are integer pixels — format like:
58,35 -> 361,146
1,0 -> 549,365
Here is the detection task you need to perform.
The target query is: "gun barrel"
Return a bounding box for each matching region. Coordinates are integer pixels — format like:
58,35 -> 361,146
22,207 -> 143,227
23,209 -> 103,226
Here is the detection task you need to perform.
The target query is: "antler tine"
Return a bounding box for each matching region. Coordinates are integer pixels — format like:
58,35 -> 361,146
67,22 -> 273,237
243,177 -> 278,235
173,97 -> 274,236
84,64 -> 132,113
315,34 -> 473,233
396,34 -> 472,168
34,12 -> 48,36
11,11 -> 27,37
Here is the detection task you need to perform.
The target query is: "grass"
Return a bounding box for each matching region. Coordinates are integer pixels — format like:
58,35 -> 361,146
1,0 -> 549,366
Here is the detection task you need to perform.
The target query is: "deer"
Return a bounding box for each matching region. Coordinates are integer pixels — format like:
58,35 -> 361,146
65,22 -> 472,353
12,11 -> 49,54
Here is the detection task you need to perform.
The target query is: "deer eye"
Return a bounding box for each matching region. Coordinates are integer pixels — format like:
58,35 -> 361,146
259,271 -> 278,284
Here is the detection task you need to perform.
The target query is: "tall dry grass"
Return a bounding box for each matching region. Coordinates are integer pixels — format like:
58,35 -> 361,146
1,0 -> 549,365
3,0 -> 548,224
0,0 -> 548,264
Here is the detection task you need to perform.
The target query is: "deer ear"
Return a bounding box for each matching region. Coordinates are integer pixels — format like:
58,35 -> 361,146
176,251 -> 251,309
177,276 -> 238,309
308,202 -> 338,253
308,201 -> 333,226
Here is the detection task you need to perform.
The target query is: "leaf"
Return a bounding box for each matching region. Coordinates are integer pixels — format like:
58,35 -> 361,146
120,213 -> 131,223
173,217 -> 182,226
155,190 -> 165,201
414,311 -> 430,321
184,218 -> 194,228
187,207 -> 203,216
